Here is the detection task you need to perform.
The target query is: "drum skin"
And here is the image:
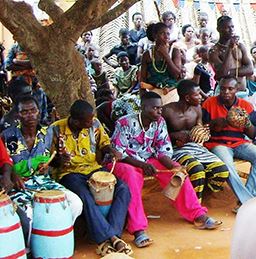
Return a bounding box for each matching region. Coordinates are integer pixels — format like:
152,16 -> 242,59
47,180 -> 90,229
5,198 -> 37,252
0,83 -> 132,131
0,194 -> 26,259
31,190 -> 74,259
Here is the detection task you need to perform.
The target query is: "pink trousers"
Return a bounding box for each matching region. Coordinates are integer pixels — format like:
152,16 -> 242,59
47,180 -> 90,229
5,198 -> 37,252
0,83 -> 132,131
108,158 -> 207,234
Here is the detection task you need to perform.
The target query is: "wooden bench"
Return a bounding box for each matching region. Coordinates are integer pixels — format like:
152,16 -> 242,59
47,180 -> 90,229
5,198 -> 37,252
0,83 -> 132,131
234,159 -> 251,179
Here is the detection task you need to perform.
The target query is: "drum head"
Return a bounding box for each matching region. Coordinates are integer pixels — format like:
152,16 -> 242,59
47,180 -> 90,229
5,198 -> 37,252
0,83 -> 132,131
34,190 -> 65,199
90,171 -> 116,183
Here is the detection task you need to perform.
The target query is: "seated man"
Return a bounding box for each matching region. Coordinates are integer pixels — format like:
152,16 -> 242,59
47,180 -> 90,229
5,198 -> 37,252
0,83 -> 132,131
162,80 -> 229,203
52,100 -> 132,257
0,95 -> 83,250
0,77 -> 32,132
110,92 -> 222,249
202,77 -> 256,207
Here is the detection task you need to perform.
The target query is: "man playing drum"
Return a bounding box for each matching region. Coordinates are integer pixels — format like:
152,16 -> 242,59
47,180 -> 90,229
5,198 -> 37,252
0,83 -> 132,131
202,77 -> 256,210
52,100 -> 132,257
110,91 -> 222,249
0,95 -> 83,250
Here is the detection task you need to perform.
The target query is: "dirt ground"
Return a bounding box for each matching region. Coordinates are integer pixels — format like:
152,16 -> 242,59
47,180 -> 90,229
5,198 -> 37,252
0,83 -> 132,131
73,178 -> 239,259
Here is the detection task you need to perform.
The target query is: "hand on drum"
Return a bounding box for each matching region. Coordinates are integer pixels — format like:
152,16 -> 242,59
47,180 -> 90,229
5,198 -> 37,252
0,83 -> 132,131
140,162 -> 157,176
11,173 -> 25,190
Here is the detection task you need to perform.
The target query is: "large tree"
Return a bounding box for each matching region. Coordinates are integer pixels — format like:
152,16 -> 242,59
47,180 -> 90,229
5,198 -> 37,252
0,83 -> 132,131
0,0 -> 139,116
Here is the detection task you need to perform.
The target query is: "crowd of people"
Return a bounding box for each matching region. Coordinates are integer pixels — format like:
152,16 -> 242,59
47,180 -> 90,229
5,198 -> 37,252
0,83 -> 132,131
0,8 -> 256,258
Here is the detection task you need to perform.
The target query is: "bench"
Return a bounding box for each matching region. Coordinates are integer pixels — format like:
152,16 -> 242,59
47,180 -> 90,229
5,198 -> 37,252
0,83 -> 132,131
234,159 -> 251,179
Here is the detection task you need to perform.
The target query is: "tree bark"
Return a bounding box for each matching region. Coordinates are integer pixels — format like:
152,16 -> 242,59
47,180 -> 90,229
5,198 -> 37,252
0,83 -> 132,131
0,0 -> 139,116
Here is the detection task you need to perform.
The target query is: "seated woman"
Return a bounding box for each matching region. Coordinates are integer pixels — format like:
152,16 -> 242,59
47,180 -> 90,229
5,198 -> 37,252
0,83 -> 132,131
113,51 -> 139,97
140,22 -> 184,105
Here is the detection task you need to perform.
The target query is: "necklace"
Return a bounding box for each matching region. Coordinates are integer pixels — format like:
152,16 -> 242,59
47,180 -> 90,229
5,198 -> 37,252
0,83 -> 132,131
217,42 -> 228,48
152,46 -> 167,74
138,113 -> 146,132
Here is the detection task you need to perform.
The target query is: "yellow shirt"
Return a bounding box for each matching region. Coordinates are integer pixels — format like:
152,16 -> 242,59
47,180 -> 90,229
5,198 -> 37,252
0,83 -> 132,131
52,117 -> 110,180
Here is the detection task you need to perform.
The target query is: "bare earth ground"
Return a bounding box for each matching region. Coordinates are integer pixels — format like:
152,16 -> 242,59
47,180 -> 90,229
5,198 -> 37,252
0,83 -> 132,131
73,177 -> 239,259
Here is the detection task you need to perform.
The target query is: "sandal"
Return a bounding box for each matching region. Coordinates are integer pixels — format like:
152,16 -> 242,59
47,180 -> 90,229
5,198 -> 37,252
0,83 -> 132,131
96,240 -> 116,256
134,232 -> 153,248
194,217 -> 222,230
112,238 -> 133,255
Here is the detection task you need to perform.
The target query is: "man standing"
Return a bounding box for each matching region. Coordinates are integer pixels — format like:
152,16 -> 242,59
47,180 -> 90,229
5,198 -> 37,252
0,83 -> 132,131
110,91 -> 222,249
129,12 -> 146,44
162,80 -> 229,203
103,28 -> 138,68
209,16 -> 253,96
202,77 -> 256,206
52,100 -> 132,257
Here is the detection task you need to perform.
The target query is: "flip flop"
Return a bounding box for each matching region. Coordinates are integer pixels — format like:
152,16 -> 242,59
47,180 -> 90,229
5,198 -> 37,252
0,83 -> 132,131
112,238 -> 133,255
134,232 -> 153,248
96,240 -> 116,256
194,217 -> 222,230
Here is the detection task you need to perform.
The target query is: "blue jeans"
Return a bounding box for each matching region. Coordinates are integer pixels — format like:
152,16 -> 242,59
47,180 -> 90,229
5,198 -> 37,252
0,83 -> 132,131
211,143 -> 256,203
60,173 -> 131,244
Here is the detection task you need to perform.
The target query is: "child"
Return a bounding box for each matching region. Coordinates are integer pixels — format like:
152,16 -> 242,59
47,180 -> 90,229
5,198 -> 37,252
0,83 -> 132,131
91,59 -> 110,90
192,45 -> 215,100
113,51 -> 138,97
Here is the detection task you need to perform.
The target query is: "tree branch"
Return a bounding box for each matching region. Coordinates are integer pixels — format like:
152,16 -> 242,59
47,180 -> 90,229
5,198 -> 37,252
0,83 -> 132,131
55,0 -> 117,42
0,0 -> 43,52
38,0 -> 64,23
85,0 -> 140,31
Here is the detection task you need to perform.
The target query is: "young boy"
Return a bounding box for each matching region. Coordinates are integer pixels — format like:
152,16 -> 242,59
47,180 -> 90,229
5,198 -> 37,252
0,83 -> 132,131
113,51 -> 138,97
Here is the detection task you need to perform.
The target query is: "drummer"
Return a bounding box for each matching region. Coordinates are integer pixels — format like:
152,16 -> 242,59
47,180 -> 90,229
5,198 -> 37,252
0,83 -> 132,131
0,95 -> 83,248
52,100 -> 132,257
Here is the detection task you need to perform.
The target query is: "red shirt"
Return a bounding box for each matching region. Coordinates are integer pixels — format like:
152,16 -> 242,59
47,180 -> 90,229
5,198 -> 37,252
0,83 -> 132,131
0,138 -> 13,168
202,96 -> 255,149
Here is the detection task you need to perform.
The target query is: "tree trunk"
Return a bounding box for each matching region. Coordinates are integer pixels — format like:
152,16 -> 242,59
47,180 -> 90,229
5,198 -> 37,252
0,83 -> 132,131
0,0 -> 140,116
25,33 -> 93,117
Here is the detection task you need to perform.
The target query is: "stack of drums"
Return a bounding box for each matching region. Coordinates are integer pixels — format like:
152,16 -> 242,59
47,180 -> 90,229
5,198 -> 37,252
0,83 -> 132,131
31,190 -> 74,259
0,193 -> 26,258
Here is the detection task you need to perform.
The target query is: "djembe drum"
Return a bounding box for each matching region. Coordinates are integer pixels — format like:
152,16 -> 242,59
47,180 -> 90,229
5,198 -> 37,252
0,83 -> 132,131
227,106 -> 249,128
0,193 -> 26,259
88,171 -> 117,217
31,190 -> 74,259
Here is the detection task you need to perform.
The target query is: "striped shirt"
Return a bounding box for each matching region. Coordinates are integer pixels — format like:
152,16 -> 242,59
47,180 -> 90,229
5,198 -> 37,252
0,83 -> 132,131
202,96 -> 256,149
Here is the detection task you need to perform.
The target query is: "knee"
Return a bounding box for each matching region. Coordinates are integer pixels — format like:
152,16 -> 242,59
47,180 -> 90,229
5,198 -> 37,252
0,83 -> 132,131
115,180 -> 131,201
65,191 -> 83,223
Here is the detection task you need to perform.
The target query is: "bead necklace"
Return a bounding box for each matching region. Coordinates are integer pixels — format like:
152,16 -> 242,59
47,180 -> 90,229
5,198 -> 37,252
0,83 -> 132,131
152,46 -> 167,74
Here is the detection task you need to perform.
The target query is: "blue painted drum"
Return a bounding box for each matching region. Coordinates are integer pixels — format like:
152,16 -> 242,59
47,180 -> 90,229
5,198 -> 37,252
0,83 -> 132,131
31,190 -> 74,259
0,194 -> 26,259
88,171 -> 117,217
